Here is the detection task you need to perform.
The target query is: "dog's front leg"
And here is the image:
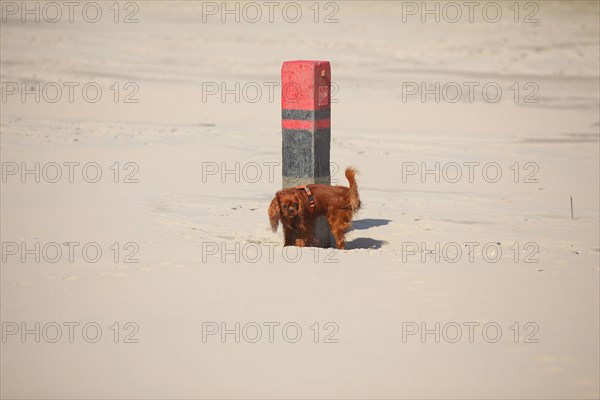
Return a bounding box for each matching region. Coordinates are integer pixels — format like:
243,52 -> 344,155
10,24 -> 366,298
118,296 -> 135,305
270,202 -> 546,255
283,226 -> 295,246
295,223 -> 314,247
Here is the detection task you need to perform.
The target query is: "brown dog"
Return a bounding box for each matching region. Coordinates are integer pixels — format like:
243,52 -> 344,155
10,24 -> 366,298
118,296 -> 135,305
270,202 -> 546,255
268,167 -> 361,249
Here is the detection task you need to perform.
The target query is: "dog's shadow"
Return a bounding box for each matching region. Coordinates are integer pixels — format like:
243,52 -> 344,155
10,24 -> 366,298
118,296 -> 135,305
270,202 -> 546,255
345,218 -> 390,250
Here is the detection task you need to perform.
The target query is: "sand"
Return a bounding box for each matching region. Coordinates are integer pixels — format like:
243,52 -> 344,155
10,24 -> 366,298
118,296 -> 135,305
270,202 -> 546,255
1,1 -> 599,399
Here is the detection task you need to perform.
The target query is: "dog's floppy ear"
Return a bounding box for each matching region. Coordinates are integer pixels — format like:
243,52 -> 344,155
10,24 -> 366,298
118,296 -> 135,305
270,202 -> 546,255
268,194 -> 280,232
295,191 -> 309,232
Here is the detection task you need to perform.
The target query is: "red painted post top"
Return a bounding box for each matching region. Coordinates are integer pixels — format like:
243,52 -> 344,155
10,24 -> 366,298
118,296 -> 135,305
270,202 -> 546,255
281,60 -> 331,111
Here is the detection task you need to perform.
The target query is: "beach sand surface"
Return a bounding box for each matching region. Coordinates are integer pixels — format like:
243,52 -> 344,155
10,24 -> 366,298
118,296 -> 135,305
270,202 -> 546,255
1,1 -> 599,399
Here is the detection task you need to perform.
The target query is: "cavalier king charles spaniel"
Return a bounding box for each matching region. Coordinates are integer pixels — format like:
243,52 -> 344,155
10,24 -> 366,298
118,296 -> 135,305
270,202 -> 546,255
268,167 -> 361,249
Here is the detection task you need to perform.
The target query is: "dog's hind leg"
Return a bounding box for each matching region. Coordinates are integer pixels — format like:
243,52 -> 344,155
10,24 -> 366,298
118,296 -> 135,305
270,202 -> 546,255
328,213 -> 352,250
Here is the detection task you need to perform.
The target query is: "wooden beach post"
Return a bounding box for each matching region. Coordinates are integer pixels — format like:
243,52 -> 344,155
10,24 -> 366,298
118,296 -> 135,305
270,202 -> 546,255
281,60 -> 333,247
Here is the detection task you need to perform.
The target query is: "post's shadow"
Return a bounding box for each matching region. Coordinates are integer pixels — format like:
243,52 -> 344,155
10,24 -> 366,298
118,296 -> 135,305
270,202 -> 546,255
349,218 -> 391,231
345,237 -> 388,250
345,218 -> 391,250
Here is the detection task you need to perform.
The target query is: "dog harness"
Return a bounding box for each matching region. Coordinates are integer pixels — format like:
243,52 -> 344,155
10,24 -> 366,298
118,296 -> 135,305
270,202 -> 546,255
296,185 -> 315,211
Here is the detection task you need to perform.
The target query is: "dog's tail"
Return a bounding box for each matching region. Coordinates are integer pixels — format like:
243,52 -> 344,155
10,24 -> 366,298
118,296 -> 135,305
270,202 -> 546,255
345,167 -> 362,213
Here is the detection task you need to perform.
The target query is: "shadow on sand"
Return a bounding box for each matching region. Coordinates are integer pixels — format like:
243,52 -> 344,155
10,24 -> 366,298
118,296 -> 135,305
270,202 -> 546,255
345,237 -> 388,250
345,218 -> 391,249
349,218 -> 391,231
